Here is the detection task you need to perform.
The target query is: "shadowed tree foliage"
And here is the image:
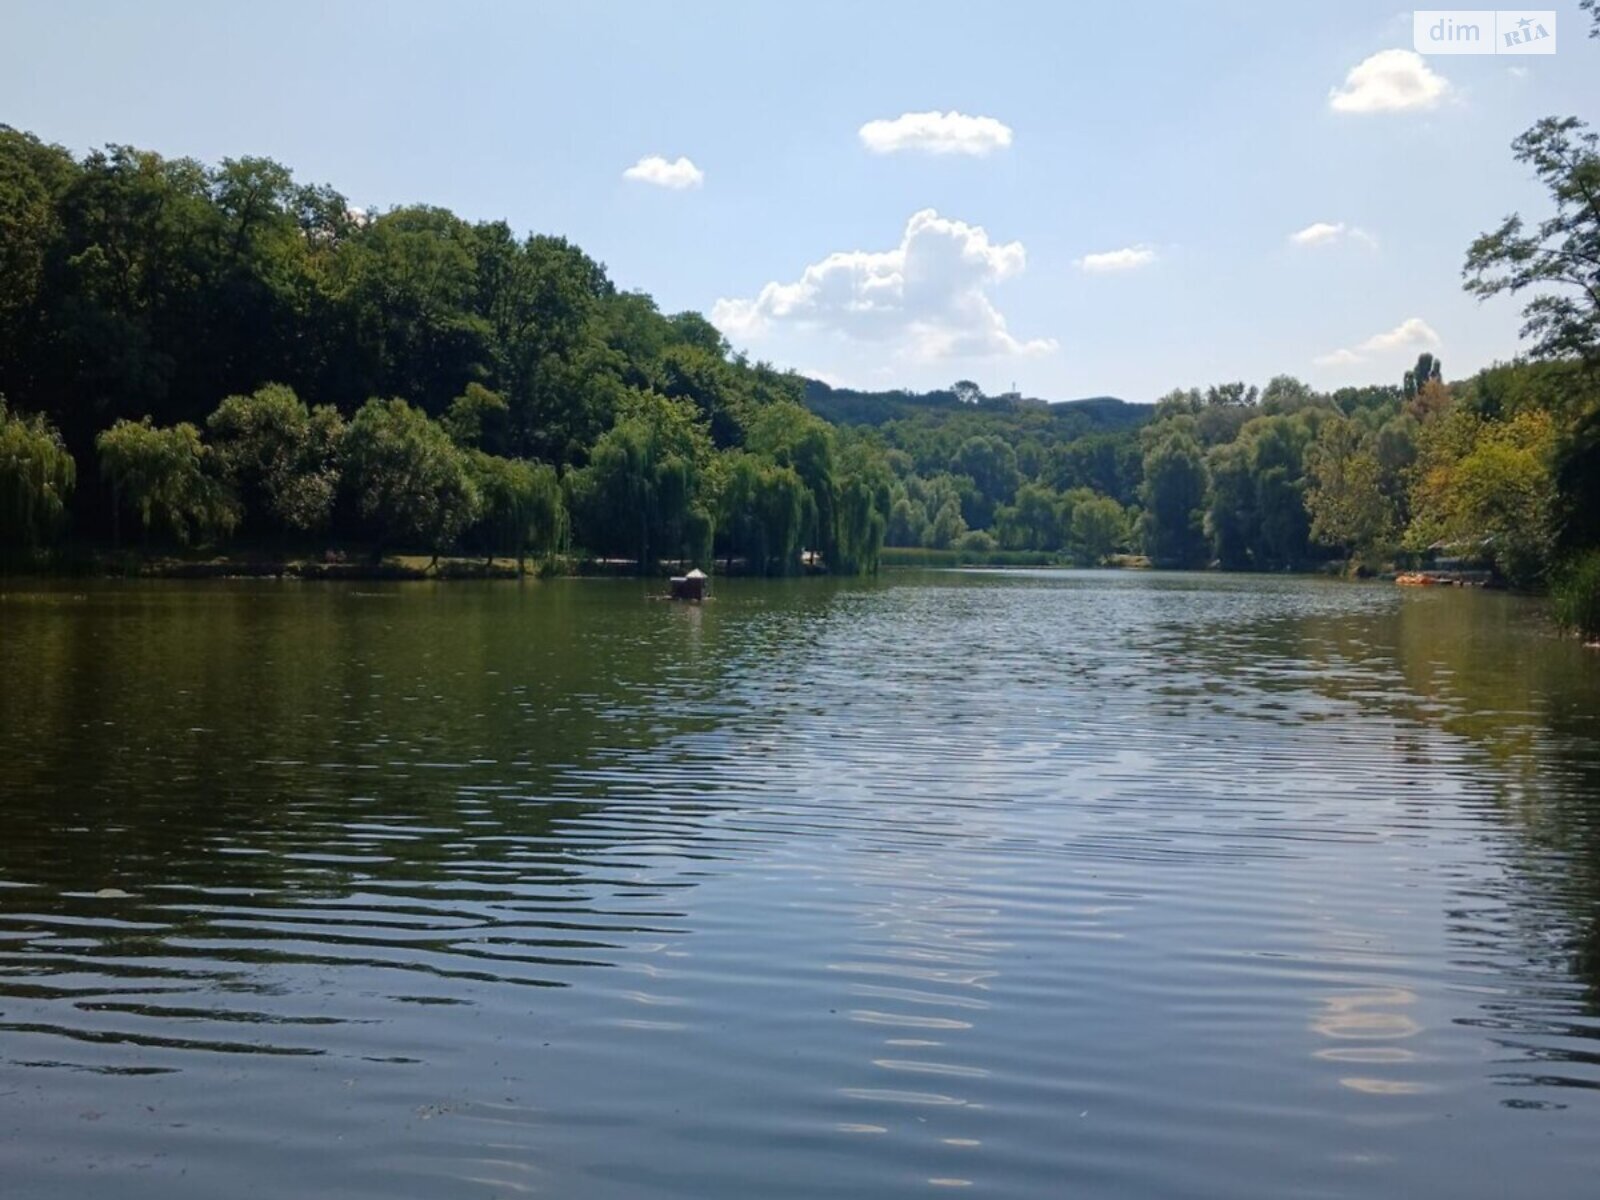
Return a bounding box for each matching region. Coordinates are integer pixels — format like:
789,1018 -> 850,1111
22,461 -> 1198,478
0,397 -> 75,549
441,383 -> 513,457
834,441 -> 893,574
745,401 -> 839,564
1139,423 -> 1209,567
566,391 -> 716,571
3,122 -> 1597,585
96,417 -> 237,547
1403,353 -> 1443,401
1552,549 -> 1600,638
207,383 -> 344,536
716,451 -> 809,575
949,435 -> 1020,529
994,481 -> 1066,551
343,398 -> 479,561
465,452 -> 566,573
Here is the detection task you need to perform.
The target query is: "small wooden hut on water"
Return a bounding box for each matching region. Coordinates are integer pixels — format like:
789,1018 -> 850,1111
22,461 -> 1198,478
669,568 -> 708,601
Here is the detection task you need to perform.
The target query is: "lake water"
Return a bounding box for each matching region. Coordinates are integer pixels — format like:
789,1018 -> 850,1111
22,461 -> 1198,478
2,571 -> 1599,1199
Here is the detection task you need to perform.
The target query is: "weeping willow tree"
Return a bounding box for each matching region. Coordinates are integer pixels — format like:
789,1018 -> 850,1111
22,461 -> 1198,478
96,417 -> 238,548
467,452 -> 568,574
566,391 -> 716,572
342,398 -> 480,565
716,450 -> 810,575
832,442 -> 893,575
0,398 -> 76,551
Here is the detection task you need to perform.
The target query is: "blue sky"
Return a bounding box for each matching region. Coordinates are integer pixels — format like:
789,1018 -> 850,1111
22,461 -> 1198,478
2,1 -> 1594,401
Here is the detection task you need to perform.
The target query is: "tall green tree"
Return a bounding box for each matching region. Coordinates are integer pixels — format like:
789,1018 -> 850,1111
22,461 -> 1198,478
566,391 -> 715,571
342,398 -> 479,561
1241,414 -> 1315,567
949,435 -> 1020,529
833,442 -> 893,574
1070,495 -> 1127,565
1204,442 -> 1256,569
1465,117 -> 1600,363
332,207 -> 492,410
0,127 -> 77,404
716,451 -> 809,575
923,495 -> 968,550
96,416 -> 236,547
1403,352 -> 1443,401
745,401 -> 838,563
207,383 -> 344,536
994,481 -> 1065,551
0,397 -> 75,549
441,382 -> 513,456
1259,375 -> 1316,414
1408,408 -> 1558,586
1139,425 -> 1209,566
465,452 -> 566,573
1304,417 -> 1394,566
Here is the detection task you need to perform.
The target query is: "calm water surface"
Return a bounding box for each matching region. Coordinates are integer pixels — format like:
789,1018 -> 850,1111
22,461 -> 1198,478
2,571 -> 1599,1198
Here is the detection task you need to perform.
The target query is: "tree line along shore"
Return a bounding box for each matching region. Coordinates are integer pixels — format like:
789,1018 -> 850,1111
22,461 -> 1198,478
0,118 -> 1597,636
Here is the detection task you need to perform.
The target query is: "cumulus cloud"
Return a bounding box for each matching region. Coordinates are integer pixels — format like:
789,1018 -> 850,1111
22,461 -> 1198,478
858,111 -> 1014,156
1289,221 -> 1378,248
622,155 -> 704,189
1290,221 -> 1345,246
1316,317 -> 1439,368
1076,245 -> 1157,273
1312,348 -> 1363,368
1359,316 -> 1439,352
1329,49 -> 1449,113
711,208 -> 1054,361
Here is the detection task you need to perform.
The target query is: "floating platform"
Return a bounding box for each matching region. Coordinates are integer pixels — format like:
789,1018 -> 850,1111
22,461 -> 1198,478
669,568 -> 708,601
1395,570 -> 1491,587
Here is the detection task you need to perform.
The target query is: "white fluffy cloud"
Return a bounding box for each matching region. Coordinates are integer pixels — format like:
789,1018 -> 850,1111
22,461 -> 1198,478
1290,221 -> 1344,246
858,111 -> 1014,156
1316,317 -> 1439,368
1312,348 -> 1364,368
622,155 -> 704,189
1289,221 -> 1377,248
1329,49 -> 1449,113
712,209 -> 1054,361
1359,317 -> 1439,352
1076,245 -> 1157,273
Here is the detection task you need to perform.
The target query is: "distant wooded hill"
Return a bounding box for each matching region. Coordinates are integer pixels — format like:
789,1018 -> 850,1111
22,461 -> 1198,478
801,379 -> 1150,435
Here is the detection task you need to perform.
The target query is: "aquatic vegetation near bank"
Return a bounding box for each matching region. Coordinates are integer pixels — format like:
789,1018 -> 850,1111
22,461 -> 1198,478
1552,549 -> 1600,640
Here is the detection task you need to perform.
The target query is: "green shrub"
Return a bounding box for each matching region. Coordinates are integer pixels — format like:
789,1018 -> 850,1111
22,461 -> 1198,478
1551,550 -> 1600,639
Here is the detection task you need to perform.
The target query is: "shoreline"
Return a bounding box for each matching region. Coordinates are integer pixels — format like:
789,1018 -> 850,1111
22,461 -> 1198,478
0,547 -> 1535,589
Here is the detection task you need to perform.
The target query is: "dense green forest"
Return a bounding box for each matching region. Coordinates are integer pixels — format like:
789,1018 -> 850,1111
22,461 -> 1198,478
796,358 -> 1597,587
0,124 -> 889,574
0,101 -> 1596,610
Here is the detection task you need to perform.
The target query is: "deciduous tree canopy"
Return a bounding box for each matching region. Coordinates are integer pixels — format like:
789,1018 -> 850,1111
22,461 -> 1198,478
0,122 -> 1596,590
